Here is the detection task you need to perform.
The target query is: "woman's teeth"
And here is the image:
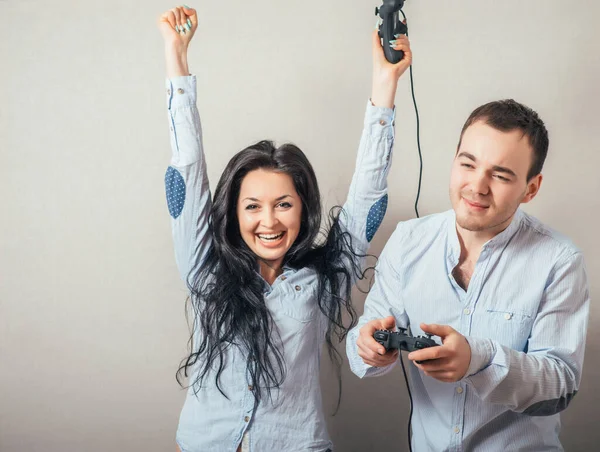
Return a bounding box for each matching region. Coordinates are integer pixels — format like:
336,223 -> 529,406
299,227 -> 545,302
258,232 -> 284,241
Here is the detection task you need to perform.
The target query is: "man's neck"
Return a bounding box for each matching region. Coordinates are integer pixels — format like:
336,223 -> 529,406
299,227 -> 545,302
452,212 -> 518,290
456,228 -> 491,262
455,214 -> 515,264
452,229 -> 493,291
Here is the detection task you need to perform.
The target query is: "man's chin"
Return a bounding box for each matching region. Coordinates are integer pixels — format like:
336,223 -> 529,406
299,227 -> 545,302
456,213 -> 490,232
457,209 -> 516,234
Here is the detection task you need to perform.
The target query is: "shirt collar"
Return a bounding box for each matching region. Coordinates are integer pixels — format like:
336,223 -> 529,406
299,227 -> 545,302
446,208 -> 524,263
255,264 -> 298,292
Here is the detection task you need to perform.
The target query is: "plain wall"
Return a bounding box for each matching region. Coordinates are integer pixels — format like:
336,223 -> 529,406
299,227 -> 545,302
1,0 -> 598,450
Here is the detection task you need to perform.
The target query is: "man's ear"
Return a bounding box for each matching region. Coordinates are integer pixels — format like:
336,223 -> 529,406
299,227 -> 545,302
522,173 -> 543,204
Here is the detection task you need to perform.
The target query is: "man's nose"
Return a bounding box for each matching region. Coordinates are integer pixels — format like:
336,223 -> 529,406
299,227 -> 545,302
470,171 -> 490,196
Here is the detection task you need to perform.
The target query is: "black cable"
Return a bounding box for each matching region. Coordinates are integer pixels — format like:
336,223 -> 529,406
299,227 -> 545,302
400,9 -> 423,219
399,8 -> 420,452
399,350 -> 414,452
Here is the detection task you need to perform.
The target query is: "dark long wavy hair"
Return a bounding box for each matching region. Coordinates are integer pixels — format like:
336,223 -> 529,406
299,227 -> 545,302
177,140 -> 370,407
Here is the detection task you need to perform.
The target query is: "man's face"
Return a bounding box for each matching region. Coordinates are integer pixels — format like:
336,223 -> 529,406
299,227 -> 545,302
449,120 -> 542,234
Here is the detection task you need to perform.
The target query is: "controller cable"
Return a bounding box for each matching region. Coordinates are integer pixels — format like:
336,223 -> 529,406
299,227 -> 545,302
400,8 -> 420,452
398,348 -> 414,452
399,9 -> 423,220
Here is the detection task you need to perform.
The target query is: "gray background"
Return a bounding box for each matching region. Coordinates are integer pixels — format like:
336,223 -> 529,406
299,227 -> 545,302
1,0 -> 598,450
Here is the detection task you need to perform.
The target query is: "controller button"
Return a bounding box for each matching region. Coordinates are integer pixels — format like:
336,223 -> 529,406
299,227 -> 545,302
463,308 -> 471,315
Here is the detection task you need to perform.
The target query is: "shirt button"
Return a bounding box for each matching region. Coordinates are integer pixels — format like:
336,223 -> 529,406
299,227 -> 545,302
454,426 -> 460,434
295,285 -> 301,291
170,126 -> 174,131
379,119 -> 387,126
463,308 -> 471,315
244,416 -> 250,422
280,275 -> 287,281
456,387 -> 463,394
177,88 -> 184,94
166,89 -> 171,95
248,385 -> 253,391
504,313 -> 513,320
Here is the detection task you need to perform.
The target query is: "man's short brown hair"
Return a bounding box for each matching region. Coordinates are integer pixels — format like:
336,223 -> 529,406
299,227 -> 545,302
457,99 -> 549,180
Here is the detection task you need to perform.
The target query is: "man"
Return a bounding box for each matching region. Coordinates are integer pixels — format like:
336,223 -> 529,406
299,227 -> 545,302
346,100 -> 590,451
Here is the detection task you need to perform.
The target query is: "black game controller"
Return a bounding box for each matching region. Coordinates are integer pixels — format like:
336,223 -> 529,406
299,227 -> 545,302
375,0 -> 408,64
374,328 -> 438,363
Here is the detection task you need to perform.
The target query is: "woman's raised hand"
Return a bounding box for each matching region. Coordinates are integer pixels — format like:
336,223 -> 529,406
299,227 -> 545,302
371,21 -> 413,109
158,5 -> 198,51
158,6 -> 198,78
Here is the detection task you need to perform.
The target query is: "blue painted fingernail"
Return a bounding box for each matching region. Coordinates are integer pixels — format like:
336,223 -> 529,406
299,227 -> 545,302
183,4 -> 191,8
175,25 -> 180,32
389,40 -> 397,46
186,22 -> 191,30
394,34 -> 400,38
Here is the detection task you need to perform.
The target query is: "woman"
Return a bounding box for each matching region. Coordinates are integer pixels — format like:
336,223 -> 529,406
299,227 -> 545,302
157,5 -> 412,452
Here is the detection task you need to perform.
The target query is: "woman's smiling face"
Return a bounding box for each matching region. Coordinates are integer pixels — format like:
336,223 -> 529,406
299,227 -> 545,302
236,168 -> 303,269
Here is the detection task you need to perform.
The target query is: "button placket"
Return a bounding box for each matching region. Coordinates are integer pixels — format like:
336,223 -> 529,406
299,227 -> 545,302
463,249 -> 491,336
450,366 -> 466,447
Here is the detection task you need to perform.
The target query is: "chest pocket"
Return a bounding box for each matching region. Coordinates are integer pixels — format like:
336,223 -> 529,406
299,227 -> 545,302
480,308 -> 534,351
276,282 -> 318,323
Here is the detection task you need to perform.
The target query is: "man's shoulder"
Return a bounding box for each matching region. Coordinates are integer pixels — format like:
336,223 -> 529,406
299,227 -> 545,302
519,210 -> 581,259
387,210 -> 452,247
396,210 -> 452,233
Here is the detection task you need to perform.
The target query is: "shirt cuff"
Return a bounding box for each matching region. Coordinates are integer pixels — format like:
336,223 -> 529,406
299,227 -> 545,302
464,336 -> 496,378
364,100 -> 395,138
166,75 -> 197,110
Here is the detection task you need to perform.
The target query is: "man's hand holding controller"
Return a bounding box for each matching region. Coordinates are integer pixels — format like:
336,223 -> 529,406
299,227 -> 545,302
358,317 -> 473,382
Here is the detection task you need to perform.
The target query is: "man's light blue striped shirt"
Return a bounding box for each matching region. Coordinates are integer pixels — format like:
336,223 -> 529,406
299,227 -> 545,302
347,208 -> 589,451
